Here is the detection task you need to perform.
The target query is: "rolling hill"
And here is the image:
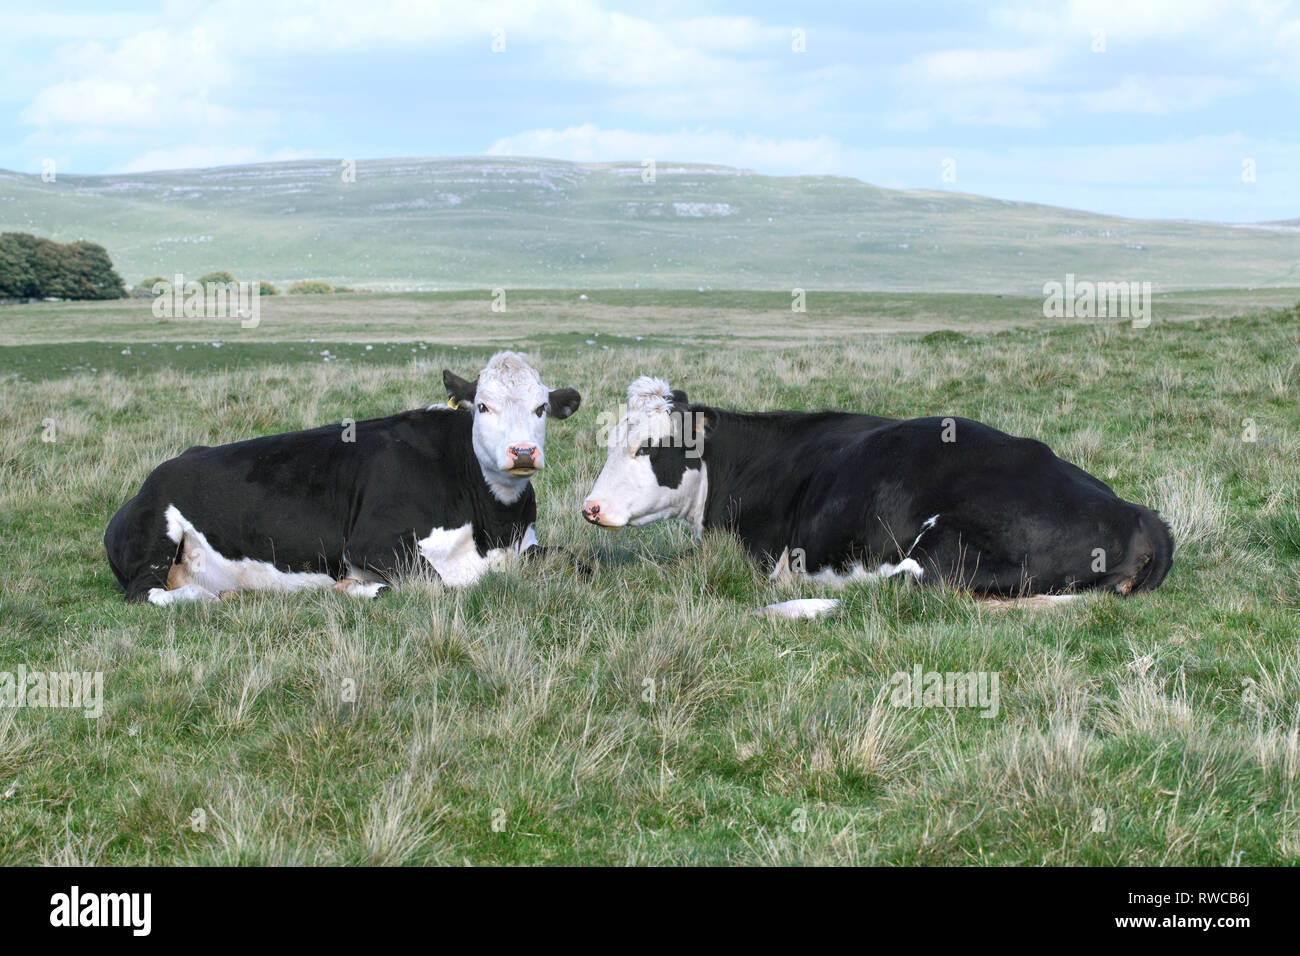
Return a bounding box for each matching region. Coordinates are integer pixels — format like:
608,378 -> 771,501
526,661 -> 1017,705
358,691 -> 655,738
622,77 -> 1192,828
1,157 -> 1297,293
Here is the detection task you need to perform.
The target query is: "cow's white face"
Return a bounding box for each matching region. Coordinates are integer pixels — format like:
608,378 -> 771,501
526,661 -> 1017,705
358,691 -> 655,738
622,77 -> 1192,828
582,377 -> 706,529
444,352 -> 581,503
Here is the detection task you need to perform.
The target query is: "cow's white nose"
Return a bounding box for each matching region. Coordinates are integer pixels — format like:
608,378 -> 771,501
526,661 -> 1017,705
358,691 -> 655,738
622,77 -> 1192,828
581,501 -> 602,523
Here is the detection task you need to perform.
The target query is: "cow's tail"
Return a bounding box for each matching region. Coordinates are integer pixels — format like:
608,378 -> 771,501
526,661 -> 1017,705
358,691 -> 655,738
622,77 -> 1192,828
1106,506 -> 1174,594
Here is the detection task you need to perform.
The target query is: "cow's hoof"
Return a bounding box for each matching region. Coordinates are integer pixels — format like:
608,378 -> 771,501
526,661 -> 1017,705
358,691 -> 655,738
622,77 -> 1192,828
335,578 -> 387,599
570,557 -> 597,578
146,587 -> 168,606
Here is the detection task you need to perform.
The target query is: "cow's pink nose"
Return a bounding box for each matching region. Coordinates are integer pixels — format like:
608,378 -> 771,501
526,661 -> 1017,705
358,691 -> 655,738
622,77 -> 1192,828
582,502 -> 600,522
510,444 -> 538,462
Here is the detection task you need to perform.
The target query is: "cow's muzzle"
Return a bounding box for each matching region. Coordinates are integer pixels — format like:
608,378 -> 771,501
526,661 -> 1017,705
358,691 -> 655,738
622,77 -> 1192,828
581,500 -> 621,527
507,444 -> 539,476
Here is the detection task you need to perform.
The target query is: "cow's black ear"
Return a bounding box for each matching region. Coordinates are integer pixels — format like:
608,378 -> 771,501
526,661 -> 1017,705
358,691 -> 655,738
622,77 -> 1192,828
670,389 -> 689,405
547,388 -> 581,420
443,371 -> 477,409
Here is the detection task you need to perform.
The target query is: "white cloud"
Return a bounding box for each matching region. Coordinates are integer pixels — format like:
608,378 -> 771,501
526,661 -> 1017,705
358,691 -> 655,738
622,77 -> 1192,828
24,79 -> 246,130
0,11 -> 152,40
906,46 -> 1056,84
18,1 -> 798,142
993,0 -> 1300,78
20,26 -> 241,131
898,0 -> 1300,127
1056,0 -> 1244,37
1076,75 -> 1256,114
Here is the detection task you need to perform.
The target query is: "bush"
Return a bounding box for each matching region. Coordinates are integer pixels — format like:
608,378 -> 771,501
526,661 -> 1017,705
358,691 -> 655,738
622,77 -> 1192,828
198,271 -> 236,287
332,285 -> 354,293
133,277 -> 169,298
257,281 -> 278,296
288,281 -> 334,295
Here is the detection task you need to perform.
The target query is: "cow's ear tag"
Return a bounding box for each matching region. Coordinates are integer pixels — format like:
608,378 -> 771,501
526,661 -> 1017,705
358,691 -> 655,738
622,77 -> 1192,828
447,397 -> 462,410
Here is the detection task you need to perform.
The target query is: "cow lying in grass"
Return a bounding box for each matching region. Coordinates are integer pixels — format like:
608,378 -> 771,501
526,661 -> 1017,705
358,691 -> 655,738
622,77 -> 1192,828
581,377 -> 1172,618
105,351 -> 581,604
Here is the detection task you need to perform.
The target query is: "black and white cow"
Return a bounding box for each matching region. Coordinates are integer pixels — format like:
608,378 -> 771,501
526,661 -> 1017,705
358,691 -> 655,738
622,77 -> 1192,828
105,351 -> 581,605
582,377 -> 1172,616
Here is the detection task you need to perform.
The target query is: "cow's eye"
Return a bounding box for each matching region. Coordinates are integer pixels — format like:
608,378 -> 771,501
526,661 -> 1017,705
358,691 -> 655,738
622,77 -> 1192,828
534,404 -> 547,418
635,444 -> 651,457
477,403 -> 490,414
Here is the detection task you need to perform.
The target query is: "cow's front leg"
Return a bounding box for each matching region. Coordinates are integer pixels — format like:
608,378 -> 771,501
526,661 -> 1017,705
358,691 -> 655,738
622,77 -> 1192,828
513,523 -> 594,576
147,584 -> 220,606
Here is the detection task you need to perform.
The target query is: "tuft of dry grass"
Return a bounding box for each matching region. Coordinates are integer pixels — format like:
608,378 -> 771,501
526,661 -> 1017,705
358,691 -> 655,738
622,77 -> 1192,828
1154,472 -> 1229,552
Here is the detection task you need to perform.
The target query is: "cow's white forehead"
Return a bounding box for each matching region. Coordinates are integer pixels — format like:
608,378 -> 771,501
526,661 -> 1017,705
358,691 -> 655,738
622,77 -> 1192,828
610,376 -> 676,450
476,351 -> 548,405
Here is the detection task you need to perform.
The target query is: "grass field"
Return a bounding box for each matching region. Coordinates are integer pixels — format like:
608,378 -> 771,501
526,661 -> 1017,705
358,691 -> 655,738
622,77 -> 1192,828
1,290 -> 1298,864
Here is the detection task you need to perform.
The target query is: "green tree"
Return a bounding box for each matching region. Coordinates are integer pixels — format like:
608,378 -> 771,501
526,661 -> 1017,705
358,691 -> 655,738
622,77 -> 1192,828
0,232 -> 127,300
0,233 -> 37,298
65,241 -> 128,299
27,236 -> 67,298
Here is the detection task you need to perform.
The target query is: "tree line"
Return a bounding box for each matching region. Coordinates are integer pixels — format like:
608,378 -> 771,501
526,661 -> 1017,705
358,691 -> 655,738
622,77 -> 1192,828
0,232 -> 127,300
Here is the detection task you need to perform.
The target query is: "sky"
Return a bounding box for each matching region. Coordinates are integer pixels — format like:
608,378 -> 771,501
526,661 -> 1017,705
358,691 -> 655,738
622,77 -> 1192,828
1,0 -> 1297,222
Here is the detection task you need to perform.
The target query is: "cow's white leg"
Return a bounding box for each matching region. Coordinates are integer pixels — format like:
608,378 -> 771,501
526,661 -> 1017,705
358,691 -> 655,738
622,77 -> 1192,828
147,584 -> 220,606
161,505 -> 337,597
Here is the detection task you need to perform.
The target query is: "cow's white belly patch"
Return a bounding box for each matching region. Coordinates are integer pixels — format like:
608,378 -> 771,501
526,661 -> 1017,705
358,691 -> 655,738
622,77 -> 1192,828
809,557 -> 925,586
769,548 -> 926,586
160,504 -> 336,598
417,522 -> 534,587
768,514 -> 939,586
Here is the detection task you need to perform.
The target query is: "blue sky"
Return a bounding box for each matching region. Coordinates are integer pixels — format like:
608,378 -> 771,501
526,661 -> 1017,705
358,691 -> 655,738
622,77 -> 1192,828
2,0 -> 1297,221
